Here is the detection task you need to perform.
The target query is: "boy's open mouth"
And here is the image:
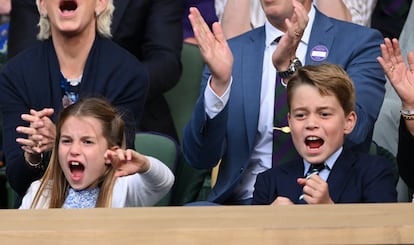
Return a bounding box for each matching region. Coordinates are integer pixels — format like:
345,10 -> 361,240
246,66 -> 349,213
305,136 -> 324,149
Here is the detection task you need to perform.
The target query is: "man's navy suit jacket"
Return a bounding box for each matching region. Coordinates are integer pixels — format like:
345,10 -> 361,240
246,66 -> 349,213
183,8 -> 386,204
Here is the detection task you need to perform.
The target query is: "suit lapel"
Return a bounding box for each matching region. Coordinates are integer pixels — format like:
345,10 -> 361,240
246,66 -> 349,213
241,28 -> 266,150
111,0 -> 129,35
326,148 -> 357,202
306,9 -> 335,65
280,160 -> 307,204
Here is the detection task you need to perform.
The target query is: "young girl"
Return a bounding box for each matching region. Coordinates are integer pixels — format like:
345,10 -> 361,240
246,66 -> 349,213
19,97 -> 174,209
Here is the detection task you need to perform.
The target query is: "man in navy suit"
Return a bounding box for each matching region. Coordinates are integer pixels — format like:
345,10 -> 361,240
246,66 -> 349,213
252,63 -> 397,205
183,0 -> 386,205
7,0 -> 183,140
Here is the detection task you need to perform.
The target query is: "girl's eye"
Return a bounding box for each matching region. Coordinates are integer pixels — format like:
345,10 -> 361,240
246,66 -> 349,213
61,138 -> 71,144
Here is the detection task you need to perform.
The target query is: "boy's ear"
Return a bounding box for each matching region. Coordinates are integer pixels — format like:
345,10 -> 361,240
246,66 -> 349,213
344,111 -> 357,135
287,112 -> 292,126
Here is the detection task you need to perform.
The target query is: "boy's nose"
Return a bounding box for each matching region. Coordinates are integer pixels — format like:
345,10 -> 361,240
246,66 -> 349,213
305,115 -> 319,129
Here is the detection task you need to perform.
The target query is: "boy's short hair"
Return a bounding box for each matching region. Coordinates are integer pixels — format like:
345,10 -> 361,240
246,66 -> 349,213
286,63 -> 355,115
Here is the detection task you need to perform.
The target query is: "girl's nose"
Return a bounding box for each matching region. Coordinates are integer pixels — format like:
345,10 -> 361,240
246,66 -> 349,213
69,142 -> 81,154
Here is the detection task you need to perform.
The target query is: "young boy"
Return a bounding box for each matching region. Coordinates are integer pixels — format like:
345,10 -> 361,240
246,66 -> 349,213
252,63 -> 397,205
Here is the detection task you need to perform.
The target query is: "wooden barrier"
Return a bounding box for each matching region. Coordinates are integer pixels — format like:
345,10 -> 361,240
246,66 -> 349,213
0,203 -> 413,244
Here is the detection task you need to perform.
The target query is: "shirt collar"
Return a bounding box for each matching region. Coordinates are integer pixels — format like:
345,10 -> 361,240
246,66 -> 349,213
303,146 -> 343,173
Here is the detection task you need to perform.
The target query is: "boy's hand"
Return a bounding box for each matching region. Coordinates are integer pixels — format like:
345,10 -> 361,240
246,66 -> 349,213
297,174 -> 334,204
271,196 -> 294,205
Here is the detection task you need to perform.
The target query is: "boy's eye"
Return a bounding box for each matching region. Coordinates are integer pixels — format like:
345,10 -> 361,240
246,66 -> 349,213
320,111 -> 332,117
83,140 -> 94,145
294,112 -> 305,119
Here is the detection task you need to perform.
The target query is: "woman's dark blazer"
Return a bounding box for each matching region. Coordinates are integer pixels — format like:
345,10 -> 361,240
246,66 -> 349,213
8,0 -> 184,140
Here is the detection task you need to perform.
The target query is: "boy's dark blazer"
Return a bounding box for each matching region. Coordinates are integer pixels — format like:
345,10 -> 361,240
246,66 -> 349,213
252,148 -> 398,205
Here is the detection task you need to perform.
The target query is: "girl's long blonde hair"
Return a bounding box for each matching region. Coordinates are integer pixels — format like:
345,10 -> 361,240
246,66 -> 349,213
30,97 -> 126,208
